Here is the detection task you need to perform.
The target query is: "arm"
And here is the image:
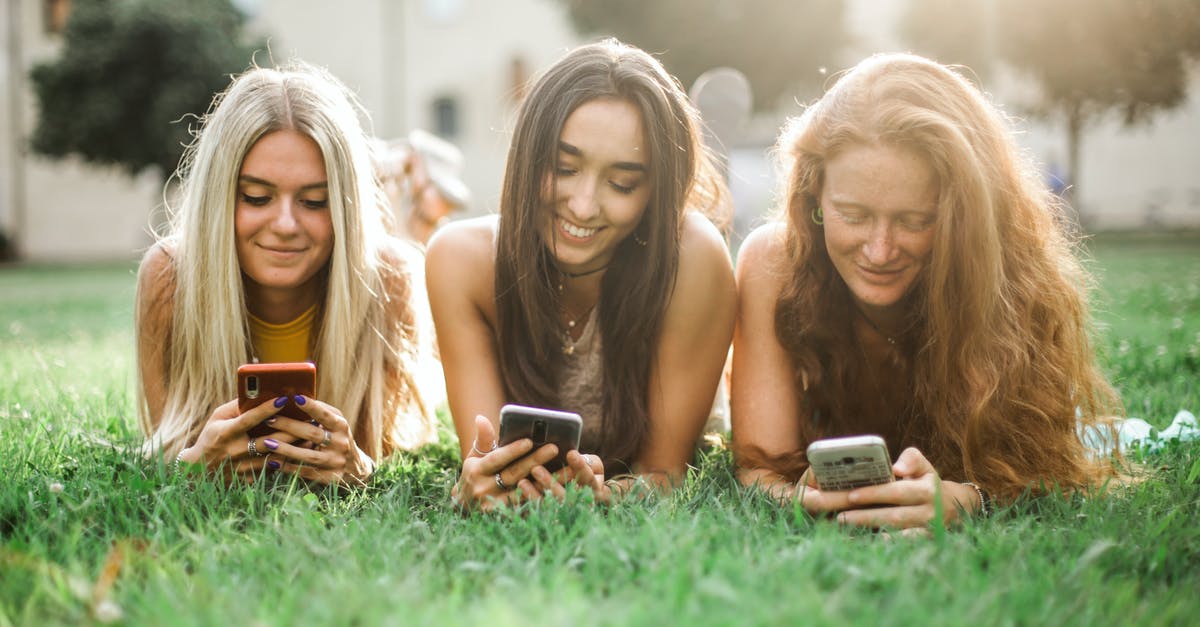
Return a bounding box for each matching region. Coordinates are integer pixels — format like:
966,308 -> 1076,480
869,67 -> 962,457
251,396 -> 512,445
631,212 -> 737,487
135,243 -> 175,434
426,217 -> 559,510
729,224 -> 807,500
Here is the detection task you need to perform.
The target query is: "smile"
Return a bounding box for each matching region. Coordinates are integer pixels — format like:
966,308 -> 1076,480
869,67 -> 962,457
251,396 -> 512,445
557,217 -> 599,240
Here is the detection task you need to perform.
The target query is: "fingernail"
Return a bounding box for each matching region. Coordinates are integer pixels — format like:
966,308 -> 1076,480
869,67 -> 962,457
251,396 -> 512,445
273,397 -> 287,408
264,438 -> 279,451
310,419 -> 320,426
267,460 -> 281,470
294,395 -> 306,405
266,417 -> 277,424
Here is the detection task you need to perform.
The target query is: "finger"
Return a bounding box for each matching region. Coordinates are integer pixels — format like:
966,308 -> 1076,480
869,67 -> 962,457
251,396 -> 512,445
231,397 -> 286,434
256,416 -> 325,445
565,451 -> 599,490
892,447 -> 934,478
838,505 -> 930,530
516,478 -> 542,503
467,415 -> 498,459
531,465 -> 566,500
294,396 -> 350,433
800,466 -> 819,489
493,443 -> 559,485
260,438 -> 339,469
848,477 -> 934,508
475,439 -> 536,476
796,483 -> 852,514
210,399 -> 243,421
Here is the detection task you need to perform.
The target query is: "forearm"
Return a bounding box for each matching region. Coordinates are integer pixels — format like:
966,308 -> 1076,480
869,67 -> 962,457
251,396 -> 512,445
737,467 -> 798,503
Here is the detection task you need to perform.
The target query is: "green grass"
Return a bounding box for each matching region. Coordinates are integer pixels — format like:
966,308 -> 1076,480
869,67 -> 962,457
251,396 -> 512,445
1,237 -> 1198,626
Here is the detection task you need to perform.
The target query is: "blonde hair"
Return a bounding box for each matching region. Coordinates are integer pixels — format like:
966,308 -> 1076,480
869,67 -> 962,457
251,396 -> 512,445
762,53 -> 1120,499
137,61 -> 435,459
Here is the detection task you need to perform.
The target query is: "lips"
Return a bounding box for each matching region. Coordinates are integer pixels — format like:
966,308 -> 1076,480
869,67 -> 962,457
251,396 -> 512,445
557,216 -> 600,241
857,264 -> 905,284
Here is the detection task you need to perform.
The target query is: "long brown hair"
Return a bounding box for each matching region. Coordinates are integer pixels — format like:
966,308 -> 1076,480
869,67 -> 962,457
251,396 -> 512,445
494,39 -> 726,470
763,53 -> 1119,499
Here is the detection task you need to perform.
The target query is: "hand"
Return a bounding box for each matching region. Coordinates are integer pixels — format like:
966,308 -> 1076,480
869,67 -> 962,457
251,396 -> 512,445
177,397 -> 286,478
452,414 -> 560,512
256,395 -> 375,487
522,450 -> 611,505
823,447 -> 980,531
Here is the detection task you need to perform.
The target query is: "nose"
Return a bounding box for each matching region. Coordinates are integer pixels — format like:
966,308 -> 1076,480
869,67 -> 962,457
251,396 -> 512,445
270,198 -> 300,234
565,176 -> 600,221
862,220 -> 898,265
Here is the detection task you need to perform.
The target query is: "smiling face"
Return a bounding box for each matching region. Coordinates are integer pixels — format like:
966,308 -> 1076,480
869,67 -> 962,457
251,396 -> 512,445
539,98 -> 652,274
234,129 -> 334,316
821,142 -> 939,322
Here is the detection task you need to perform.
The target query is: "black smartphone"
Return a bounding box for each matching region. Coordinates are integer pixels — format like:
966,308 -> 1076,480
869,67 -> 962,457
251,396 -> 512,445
497,404 -> 583,473
237,362 -> 317,438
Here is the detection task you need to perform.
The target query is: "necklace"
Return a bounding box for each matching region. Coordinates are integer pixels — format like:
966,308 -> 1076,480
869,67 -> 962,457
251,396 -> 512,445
559,301 -> 594,355
854,304 -> 897,346
562,263 -> 610,279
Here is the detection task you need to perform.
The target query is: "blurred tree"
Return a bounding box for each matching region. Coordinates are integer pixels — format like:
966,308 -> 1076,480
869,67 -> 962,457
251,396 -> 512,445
29,0 -> 260,178
556,0 -> 848,109
903,0 -> 1200,204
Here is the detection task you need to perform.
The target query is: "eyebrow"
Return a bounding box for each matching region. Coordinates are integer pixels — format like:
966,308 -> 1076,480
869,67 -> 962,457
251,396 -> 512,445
558,141 -> 647,173
238,175 -> 328,191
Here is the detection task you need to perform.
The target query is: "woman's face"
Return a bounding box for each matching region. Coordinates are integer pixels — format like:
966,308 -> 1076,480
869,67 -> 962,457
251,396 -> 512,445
235,129 -> 334,303
540,98 -> 652,274
820,142 -> 938,319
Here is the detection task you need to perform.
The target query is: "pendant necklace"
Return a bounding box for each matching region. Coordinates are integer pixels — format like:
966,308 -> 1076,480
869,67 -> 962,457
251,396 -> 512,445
854,304 -> 897,346
556,264 -> 606,354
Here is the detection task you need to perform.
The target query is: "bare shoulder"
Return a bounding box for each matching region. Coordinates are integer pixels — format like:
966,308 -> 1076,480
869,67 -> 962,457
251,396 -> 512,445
678,211 -> 733,276
736,222 -> 790,291
425,215 -> 498,292
136,241 -> 177,310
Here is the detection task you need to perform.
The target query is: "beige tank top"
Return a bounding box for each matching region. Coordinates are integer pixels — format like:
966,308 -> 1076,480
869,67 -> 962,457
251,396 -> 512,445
556,309 -> 730,454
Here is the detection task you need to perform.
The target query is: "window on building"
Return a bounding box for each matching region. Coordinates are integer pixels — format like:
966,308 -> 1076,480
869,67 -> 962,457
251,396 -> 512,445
43,0 -> 72,34
431,96 -> 460,140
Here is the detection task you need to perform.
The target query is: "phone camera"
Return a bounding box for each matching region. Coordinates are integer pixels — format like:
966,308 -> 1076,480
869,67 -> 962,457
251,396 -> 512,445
842,456 -> 856,465
532,419 -> 547,441
246,375 -> 260,399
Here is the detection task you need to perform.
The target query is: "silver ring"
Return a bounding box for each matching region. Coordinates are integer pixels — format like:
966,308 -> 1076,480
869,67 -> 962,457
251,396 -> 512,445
470,438 -> 497,456
247,438 -> 267,457
318,429 -> 331,448
495,472 -> 510,491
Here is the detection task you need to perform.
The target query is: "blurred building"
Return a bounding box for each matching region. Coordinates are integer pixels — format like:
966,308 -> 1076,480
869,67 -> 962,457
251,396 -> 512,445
2,0 -> 1198,262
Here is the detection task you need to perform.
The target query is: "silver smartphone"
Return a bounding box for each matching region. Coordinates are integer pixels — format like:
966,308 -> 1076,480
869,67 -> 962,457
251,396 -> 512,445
806,435 -> 894,491
497,404 -> 583,473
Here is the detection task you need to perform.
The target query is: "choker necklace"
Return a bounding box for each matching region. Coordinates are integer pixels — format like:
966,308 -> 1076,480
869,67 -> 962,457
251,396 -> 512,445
562,263 -> 610,279
855,305 -> 897,346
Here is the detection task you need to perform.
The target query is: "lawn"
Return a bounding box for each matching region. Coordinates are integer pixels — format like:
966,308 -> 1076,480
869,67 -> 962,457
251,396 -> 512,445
1,235 -> 1197,626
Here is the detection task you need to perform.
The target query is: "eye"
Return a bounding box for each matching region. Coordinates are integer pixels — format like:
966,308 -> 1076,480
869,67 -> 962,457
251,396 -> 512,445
899,214 -> 936,231
555,165 -> 578,176
609,181 -> 638,195
301,198 -> 329,210
832,208 -> 867,225
240,193 -> 271,206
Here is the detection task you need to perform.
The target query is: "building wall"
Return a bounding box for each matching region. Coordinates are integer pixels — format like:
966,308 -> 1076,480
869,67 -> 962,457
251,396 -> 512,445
2,0 -> 160,262
2,0 -> 1197,262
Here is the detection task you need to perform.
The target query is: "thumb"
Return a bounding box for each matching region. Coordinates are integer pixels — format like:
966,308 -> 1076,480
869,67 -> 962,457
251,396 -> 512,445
469,414 -> 497,459
893,446 -> 934,479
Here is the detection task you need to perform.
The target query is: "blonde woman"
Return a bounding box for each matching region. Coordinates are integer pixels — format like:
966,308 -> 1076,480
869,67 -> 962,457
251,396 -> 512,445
136,61 -> 437,486
732,53 -> 1121,529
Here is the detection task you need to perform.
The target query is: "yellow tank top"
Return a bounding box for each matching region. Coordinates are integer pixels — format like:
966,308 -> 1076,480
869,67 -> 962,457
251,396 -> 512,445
248,304 -> 317,364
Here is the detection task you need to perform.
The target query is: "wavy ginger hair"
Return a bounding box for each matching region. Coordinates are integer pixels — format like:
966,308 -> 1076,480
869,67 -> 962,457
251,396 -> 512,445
137,62 -> 435,460
768,53 -> 1119,499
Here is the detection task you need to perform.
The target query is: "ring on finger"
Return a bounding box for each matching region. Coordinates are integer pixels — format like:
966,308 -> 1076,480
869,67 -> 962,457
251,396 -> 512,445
471,438 -> 498,456
495,472 -> 511,491
318,429 -> 331,448
247,438 -> 267,457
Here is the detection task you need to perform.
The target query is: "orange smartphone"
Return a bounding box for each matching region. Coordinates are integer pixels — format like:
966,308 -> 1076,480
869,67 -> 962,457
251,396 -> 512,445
237,362 -> 317,438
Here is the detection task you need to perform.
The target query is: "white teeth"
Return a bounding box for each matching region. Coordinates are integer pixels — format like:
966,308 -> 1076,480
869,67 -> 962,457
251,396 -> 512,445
560,219 -> 597,238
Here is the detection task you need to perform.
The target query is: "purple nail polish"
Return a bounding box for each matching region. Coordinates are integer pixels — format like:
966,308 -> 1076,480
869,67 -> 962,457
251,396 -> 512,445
294,395 -> 306,405
264,438 -> 279,451
273,397 -> 287,408
267,460 -> 281,470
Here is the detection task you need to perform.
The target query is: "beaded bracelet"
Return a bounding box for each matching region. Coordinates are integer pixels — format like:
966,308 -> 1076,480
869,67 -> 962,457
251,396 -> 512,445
173,450 -> 188,475
962,481 -> 993,517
